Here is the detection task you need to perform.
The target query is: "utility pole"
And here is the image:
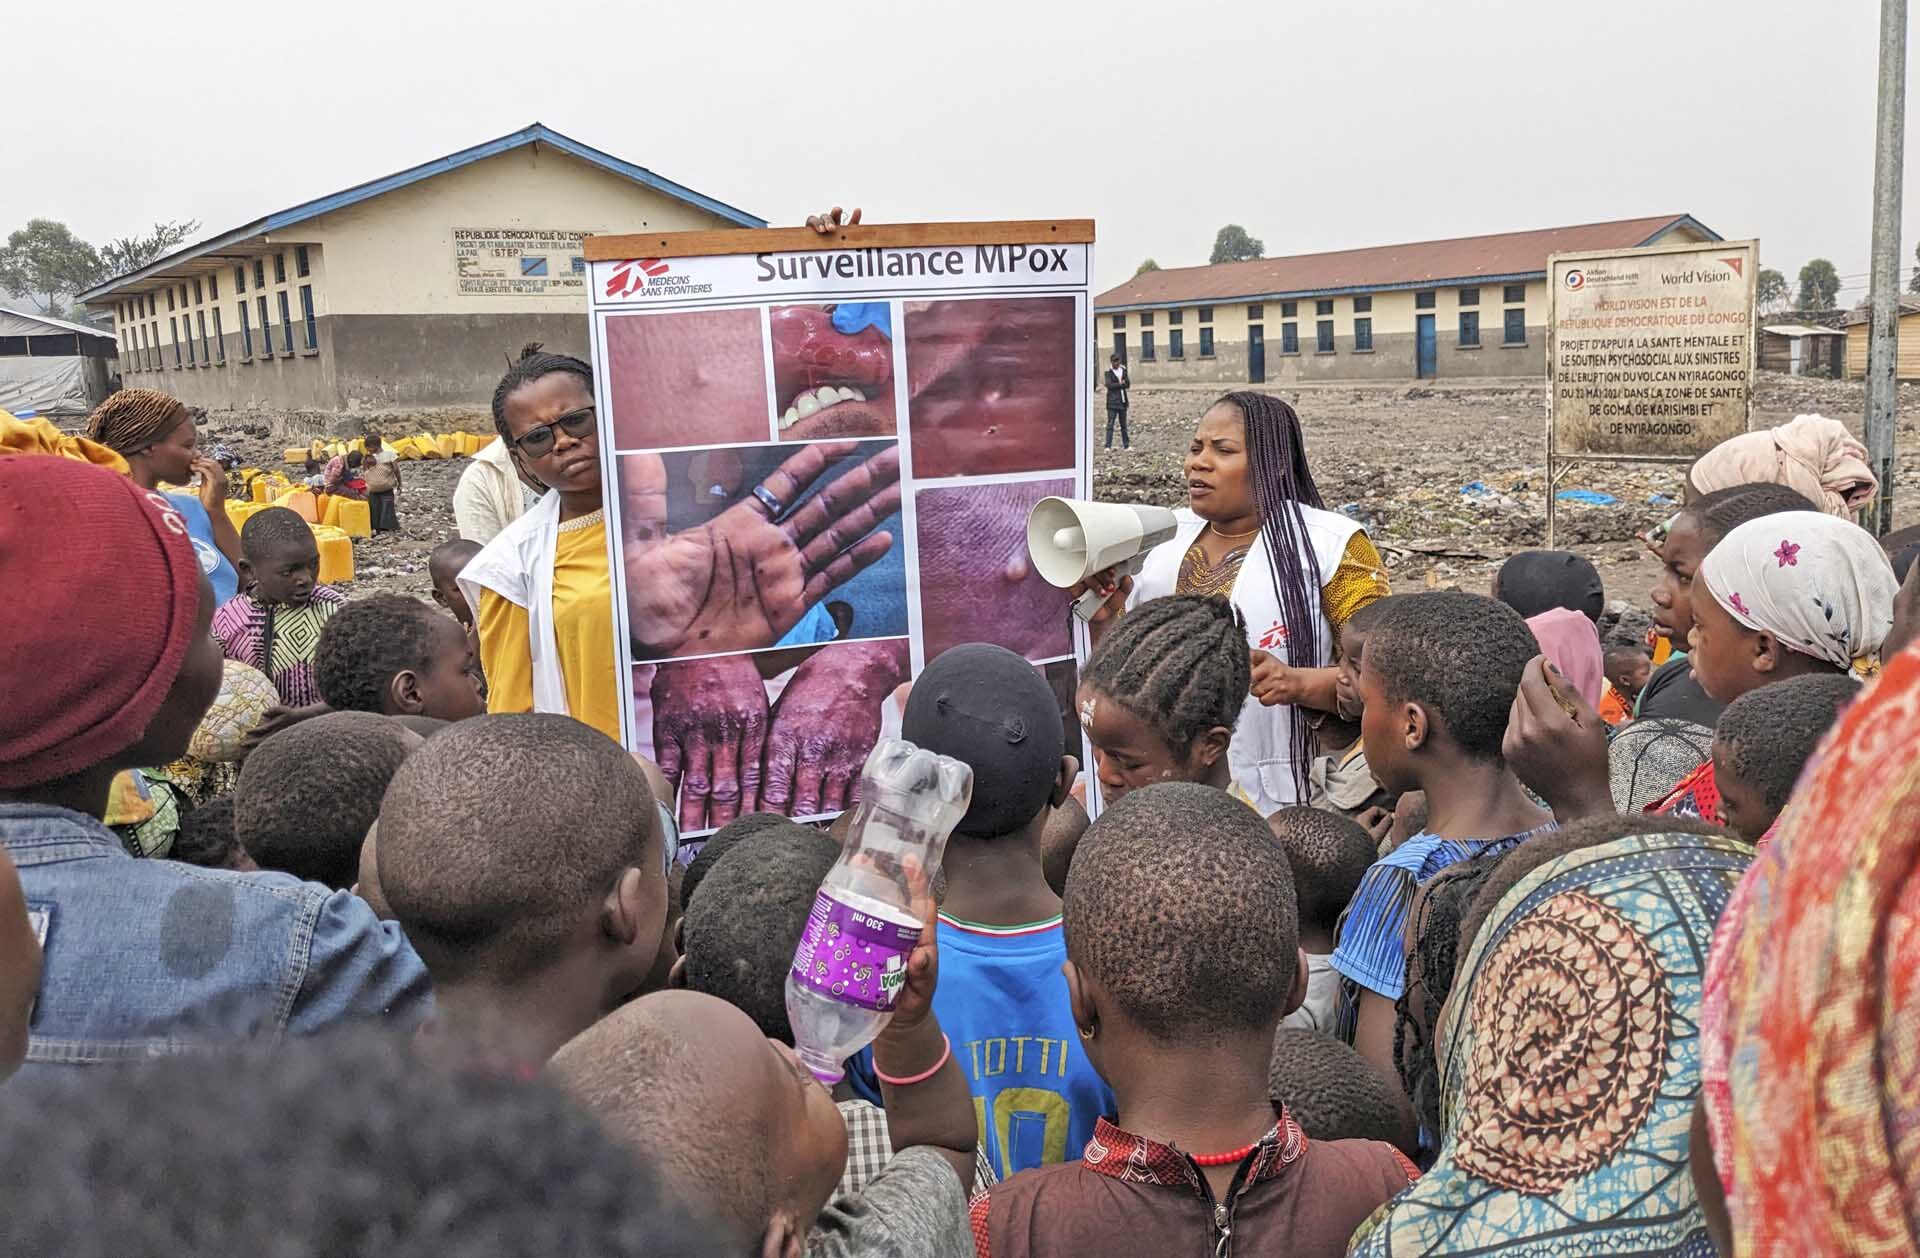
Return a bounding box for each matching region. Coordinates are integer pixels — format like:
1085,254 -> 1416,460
1866,0 -> 1907,537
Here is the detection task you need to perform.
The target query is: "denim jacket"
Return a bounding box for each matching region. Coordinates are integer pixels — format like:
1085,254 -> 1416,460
2,803 -> 430,1080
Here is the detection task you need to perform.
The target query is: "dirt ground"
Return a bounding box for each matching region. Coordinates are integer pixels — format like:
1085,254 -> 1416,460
196,371 -> 1920,633
1093,371 -> 1920,636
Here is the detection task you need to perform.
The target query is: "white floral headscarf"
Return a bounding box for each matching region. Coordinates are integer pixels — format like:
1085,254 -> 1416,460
1698,513 -> 1897,670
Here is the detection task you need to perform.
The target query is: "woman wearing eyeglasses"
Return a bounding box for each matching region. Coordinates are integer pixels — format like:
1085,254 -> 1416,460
461,342 -> 627,740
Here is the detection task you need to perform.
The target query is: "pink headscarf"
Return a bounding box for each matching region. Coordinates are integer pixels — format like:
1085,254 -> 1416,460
1526,607 -> 1604,709
1688,413 -> 1878,521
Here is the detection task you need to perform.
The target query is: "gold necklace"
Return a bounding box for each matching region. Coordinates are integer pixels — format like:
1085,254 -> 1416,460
1208,521 -> 1261,541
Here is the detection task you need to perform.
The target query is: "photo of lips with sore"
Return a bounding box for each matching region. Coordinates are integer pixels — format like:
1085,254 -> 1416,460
770,305 -> 898,441
904,296 -> 1077,479
606,307 -> 772,450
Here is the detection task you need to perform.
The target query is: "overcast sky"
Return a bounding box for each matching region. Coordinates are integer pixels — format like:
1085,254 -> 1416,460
9,0 -> 1918,300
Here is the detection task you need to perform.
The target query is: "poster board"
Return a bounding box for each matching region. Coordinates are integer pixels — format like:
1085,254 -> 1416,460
1544,237 -> 1757,544
584,221 -> 1095,839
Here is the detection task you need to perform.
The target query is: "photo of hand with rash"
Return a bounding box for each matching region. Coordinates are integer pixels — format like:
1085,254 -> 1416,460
617,440 -> 908,661
639,639 -> 910,832
605,307 -> 772,449
770,303 -> 898,440
903,295 -> 1078,478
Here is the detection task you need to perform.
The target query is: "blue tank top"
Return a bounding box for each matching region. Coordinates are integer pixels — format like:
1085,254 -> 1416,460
166,493 -> 239,606
932,914 -> 1115,1177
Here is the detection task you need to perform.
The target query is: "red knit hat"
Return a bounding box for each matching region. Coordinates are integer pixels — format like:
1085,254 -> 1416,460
0,455 -> 203,788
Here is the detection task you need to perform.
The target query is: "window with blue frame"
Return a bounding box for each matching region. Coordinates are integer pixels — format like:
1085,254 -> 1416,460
1459,287 -> 1480,307
274,253 -> 287,284
1459,311 -> 1481,347
1199,326 -> 1214,356
1141,331 -> 1156,361
1503,284 -> 1526,304
197,311 -> 210,362
1416,291 -> 1436,309
257,296 -> 271,355
1505,308 -> 1527,344
300,285 -> 317,349
296,246 -> 310,277
1281,322 -> 1299,353
1112,313 -> 1126,329
278,291 -> 294,353
1354,295 -> 1372,312
1354,317 -> 1373,351
236,264 -> 246,294
212,308 -> 225,362
1169,329 -> 1185,359
254,259 -> 266,289
239,301 -> 253,358
1316,320 -> 1335,352
1315,299 -> 1334,316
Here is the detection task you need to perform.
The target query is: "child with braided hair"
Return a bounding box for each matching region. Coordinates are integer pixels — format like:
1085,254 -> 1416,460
1076,593 -> 1252,807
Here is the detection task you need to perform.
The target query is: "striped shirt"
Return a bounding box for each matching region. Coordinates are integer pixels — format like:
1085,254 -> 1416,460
1329,825 -> 1552,1025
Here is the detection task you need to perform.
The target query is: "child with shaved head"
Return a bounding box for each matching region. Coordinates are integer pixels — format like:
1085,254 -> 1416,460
969,782 -> 1413,1258
377,712 -> 668,1068
558,929 -> 980,1258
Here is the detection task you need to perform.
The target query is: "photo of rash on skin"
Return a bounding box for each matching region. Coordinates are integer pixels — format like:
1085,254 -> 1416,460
605,307 -> 772,449
914,478 -> 1074,664
903,296 -> 1077,478
769,304 -> 898,441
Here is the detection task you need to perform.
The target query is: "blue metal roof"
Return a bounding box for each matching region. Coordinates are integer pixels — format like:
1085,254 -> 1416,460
79,123 -> 764,302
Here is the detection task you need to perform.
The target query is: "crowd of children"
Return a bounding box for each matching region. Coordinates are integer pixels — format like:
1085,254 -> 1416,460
4,374 -> 1920,1258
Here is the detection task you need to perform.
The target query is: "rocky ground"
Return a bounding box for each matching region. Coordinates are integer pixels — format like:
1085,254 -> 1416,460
196,371 -> 1920,623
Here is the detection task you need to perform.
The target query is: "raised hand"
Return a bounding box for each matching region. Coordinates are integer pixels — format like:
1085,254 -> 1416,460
1503,656 -> 1614,823
761,640 -> 910,818
650,655 -> 770,832
624,443 -> 902,659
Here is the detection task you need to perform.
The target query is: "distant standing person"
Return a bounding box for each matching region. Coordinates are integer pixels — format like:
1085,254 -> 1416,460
363,433 -> 401,533
1103,353 -> 1130,450
453,429 -> 539,544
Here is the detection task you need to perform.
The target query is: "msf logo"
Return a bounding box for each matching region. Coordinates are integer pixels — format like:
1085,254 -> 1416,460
605,258 -> 671,298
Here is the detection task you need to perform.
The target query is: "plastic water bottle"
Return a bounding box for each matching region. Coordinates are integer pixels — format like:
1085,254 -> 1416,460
786,737 -> 973,1083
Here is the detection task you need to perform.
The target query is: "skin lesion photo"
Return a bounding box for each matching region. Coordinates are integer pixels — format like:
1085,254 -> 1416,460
914,478 -> 1074,664
903,296 -> 1078,478
635,638 -> 910,833
617,441 -> 908,661
605,307 -> 773,449
769,303 -> 898,441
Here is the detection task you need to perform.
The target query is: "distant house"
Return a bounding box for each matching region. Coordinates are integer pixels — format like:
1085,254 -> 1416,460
0,308 -> 117,416
1759,324 -> 1847,377
1094,214 -> 1722,386
78,123 -> 763,414
1845,297 -> 1920,381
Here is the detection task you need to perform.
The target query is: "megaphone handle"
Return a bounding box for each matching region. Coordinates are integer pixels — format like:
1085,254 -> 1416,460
1072,587 -> 1111,622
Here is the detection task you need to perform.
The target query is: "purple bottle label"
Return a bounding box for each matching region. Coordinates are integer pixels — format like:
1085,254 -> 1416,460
790,889 -> 920,1012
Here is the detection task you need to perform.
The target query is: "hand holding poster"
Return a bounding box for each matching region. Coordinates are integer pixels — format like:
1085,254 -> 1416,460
584,222 -> 1095,836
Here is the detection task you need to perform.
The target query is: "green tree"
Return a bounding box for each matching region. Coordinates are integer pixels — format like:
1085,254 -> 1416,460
0,219 -> 102,316
1756,267 -> 1789,311
1797,258 -> 1841,310
1209,224 -> 1265,265
98,219 -> 201,278
1135,258 -> 1161,275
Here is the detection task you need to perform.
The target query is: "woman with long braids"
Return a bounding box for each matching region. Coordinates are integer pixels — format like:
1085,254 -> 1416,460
1080,392 -> 1389,813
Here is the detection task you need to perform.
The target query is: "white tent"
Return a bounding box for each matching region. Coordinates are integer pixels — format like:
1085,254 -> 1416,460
0,309 -> 116,417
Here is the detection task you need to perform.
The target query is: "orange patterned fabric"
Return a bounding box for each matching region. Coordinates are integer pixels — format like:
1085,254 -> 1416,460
1717,640 -> 1920,1256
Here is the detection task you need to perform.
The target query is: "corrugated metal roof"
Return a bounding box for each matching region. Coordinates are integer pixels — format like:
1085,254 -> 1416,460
78,123 -> 765,303
1095,214 -> 1720,310
1762,324 -> 1847,337
0,307 -> 116,340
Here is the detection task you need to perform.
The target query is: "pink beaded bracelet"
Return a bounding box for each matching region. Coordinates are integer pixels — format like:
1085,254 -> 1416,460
874,1033 -> 952,1087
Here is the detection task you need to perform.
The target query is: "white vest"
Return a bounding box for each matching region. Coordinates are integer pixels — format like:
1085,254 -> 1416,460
1131,505 -> 1362,814
457,488 -> 571,717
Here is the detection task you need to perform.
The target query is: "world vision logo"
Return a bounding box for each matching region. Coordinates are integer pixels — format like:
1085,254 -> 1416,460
1718,256 -> 1745,277
604,258 -> 671,298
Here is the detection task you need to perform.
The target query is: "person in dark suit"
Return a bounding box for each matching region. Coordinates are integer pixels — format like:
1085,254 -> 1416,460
1103,354 -> 1130,449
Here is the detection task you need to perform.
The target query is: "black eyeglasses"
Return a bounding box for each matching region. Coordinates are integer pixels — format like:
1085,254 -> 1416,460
511,406 -> 596,457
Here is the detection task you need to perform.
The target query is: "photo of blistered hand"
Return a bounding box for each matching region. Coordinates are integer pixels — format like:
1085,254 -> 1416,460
760,639 -> 910,818
651,654 -> 769,832
771,303 -> 898,440
619,441 -> 906,660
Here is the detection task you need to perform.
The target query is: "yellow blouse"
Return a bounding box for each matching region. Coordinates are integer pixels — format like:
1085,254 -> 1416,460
476,510 -> 623,742
1174,531 -> 1391,631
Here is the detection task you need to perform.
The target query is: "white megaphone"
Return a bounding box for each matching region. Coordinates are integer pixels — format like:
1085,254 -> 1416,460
1026,498 -> 1181,621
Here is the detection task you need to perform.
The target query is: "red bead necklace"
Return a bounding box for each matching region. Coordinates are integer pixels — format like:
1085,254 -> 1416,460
1189,1142 -> 1258,1167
